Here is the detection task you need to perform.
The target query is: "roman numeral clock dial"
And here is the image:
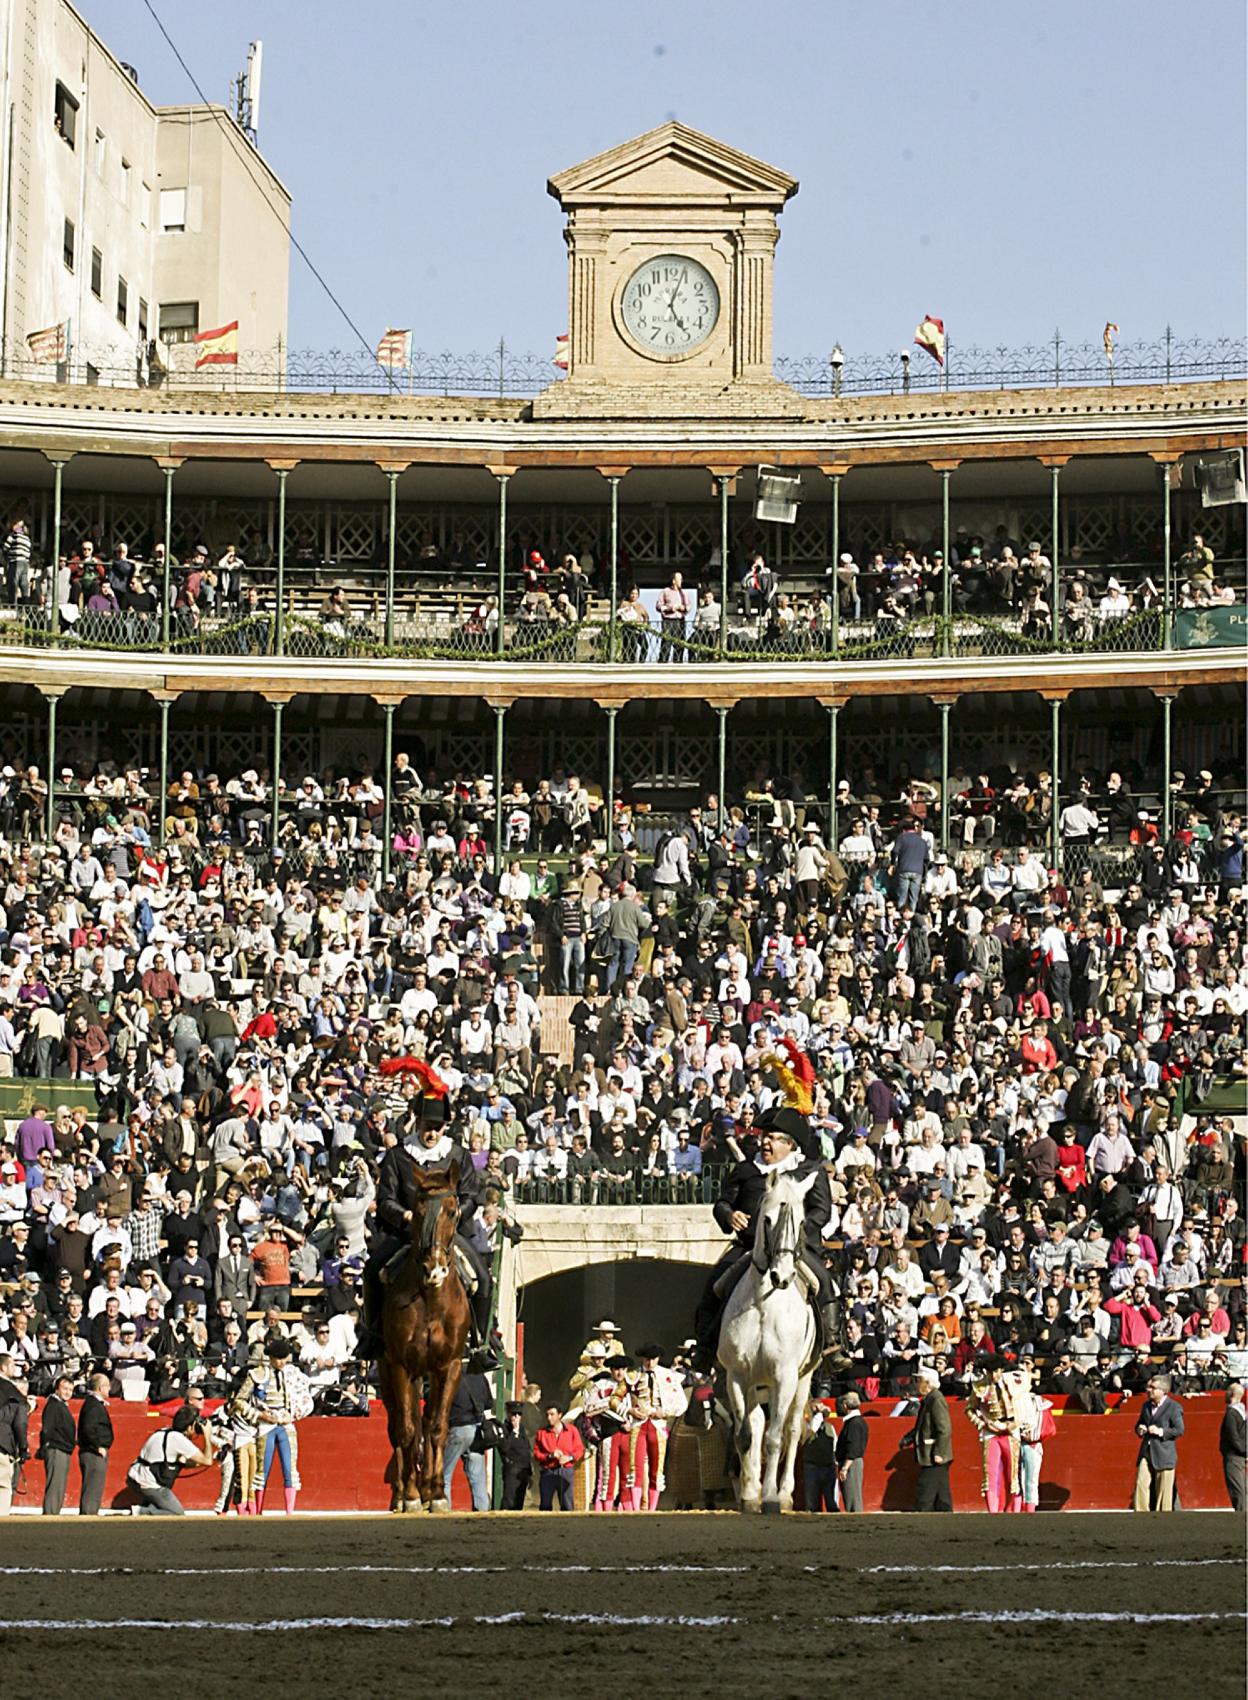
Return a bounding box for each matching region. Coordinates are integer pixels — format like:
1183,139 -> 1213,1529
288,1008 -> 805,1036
620,254 -> 720,360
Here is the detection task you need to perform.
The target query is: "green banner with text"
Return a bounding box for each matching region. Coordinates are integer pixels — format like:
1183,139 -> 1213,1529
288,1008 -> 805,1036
1173,605 -> 1247,649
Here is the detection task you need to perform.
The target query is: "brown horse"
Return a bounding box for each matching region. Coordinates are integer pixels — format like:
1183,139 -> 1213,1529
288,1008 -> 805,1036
378,1159 -> 472,1513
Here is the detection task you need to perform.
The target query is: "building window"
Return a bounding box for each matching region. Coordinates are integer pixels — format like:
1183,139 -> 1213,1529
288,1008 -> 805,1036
94,128 -> 106,177
120,158 -> 131,206
140,182 -> 150,229
158,301 -> 199,344
54,82 -> 78,147
90,247 -> 102,299
159,187 -> 186,233
63,218 -> 75,272
138,298 -> 148,340
117,276 -> 128,326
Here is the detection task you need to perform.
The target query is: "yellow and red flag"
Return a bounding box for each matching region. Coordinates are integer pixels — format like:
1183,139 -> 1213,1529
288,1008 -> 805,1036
26,323 -> 67,363
194,320 -> 239,368
1103,321 -> 1119,360
914,314 -> 945,366
552,333 -> 569,371
376,328 -> 412,368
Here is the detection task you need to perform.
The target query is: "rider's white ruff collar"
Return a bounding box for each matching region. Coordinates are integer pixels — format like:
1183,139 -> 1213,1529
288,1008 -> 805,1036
754,1149 -> 801,1176
404,1132 -> 453,1164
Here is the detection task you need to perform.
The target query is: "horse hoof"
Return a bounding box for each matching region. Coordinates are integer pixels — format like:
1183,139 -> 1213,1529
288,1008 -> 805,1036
761,1500 -> 782,1517
740,1498 -> 762,1515
429,1497 -> 450,1514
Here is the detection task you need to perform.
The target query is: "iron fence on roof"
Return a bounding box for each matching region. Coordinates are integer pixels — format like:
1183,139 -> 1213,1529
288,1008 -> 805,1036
0,330 -> 1243,399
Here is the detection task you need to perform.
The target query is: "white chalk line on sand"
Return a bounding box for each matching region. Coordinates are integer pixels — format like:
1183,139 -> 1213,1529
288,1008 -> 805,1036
847,1557 -> 1243,1577
1,1609 -> 1243,1634
0,1562 -> 749,1579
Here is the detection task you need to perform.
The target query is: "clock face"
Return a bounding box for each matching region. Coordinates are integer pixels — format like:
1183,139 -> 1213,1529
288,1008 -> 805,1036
620,253 -> 720,359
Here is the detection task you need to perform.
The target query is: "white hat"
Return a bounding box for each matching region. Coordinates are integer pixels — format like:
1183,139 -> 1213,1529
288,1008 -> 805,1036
916,1364 -> 941,1387
595,1319 -> 620,1334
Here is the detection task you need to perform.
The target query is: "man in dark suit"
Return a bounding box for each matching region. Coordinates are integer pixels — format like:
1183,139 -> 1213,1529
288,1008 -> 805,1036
1132,1373 -> 1185,1511
76,1372 -> 113,1515
499,1400 -> 533,1510
906,1362 -> 954,1511
917,1222 -> 961,1281
38,1373 -> 76,1515
692,1109 -> 834,1370
214,1232 -> 258,1319
835,1389 -> 868,1512
1219,1381 -> 1246,1512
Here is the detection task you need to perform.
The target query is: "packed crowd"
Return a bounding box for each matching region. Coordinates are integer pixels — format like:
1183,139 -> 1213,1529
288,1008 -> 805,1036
0,720 -> 1242,1513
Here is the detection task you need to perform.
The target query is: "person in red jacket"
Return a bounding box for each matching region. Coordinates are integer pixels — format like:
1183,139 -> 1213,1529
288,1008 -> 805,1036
1056,1133 -> 1087,1194
534,1404 -> 585,1511
1104,1280 -> 1162,1350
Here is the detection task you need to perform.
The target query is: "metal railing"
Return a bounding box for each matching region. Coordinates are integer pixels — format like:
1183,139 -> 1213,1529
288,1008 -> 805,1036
511,1167 -> 725,1207
2,331 -> 1243,398
4,600 -> 1234,664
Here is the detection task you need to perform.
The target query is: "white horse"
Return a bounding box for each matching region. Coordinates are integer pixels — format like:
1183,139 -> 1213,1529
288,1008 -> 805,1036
717,1168 -> 818,1513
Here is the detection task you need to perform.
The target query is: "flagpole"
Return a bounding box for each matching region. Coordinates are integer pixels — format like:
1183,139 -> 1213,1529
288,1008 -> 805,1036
942,338 -> 949,394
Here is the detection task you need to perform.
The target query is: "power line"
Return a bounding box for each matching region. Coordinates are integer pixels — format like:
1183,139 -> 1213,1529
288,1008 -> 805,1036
138,0 -> 389,382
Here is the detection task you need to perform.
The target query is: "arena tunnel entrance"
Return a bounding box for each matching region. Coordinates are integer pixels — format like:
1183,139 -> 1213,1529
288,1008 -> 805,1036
517,1259 -> 708,1406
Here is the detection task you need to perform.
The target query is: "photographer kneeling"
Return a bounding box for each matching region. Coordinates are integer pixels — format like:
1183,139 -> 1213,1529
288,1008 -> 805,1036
126,1406 -> 216,1515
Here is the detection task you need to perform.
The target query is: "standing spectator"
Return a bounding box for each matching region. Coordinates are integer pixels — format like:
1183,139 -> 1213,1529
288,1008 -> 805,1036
499,1400 -> 533,1509
1219,1381 -> 1246,1512
890,821 -> 928,913
906,1362 -> 953,1512
1132,1373 -> 1185,1512
835,1389 -> 868,1511
656,573 -> 692,662
534,1401 -> 584,1510
802,1403 -> 839,1512
0,1352 -> 29,1515
38,1371 -> 76,1514
76,1371 -> 113,1515
443,1369 -> 491,1512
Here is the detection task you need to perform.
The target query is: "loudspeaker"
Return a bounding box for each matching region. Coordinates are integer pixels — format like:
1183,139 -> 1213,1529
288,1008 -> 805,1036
753,466 -> 802,525
1196,450 -> 1246,507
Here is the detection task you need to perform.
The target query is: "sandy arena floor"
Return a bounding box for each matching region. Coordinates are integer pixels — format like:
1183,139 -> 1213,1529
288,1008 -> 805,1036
0,1511 -> 1242,1698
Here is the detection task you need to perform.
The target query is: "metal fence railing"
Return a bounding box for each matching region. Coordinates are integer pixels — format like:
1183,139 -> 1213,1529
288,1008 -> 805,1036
4,601 -> 1236,664
2,331 -> 1243,399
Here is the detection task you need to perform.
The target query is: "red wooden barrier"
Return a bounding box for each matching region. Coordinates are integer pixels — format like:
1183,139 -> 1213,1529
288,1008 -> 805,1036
15,1394 -> 1233,1513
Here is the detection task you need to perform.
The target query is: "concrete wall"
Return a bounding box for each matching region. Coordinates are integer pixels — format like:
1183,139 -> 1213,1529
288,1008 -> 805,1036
155,106 -> 290,367
510,1204 -> 724,1285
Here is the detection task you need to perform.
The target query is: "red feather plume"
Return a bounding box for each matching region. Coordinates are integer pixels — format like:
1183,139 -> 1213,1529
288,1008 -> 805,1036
377,1055 -> 449,1098
778,1035 -> 815,1093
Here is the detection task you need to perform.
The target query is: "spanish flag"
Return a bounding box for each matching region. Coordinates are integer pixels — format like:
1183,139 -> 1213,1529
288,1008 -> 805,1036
194,320 -> 239,368
552,333 -> 569,371
914,314 -> 946,366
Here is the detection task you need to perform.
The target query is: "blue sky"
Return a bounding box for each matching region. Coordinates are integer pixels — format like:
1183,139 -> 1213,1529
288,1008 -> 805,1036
96,0 -> 1247,360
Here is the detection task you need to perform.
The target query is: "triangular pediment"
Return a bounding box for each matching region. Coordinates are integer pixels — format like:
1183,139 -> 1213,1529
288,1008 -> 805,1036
549,122 -> 797,208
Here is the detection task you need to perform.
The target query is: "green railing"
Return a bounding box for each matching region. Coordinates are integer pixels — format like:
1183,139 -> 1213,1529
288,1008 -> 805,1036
0,602 -> 1237,664
512,1167 -> 724,1206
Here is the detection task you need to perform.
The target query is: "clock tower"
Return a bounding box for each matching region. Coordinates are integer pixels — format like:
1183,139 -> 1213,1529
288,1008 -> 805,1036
532,122 -> 804,419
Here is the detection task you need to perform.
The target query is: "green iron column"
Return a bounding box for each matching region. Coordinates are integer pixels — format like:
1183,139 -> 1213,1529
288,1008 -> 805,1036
1160,692 -> 1175,841
826,701 -> 842,845
495,472 -> 512,658
1048,694 -> 1063,872
274,466 -> 290,656
44,691 -> 60,844
938,465 -> 954,655
1048,462 -> 1063,639
384,469 -> 400,648
381,701 -> 396,880
271,700 -> 285,852
492,704 -> 507,872
716,473 -> 733,656
938,699 -> 952,854
829,470 -> 842,655
156,694 -> 172,847
48,455 -> 70,646
1162,461 -> 1173,649
159,462 -> 176,648
605,473 -> 623,662
715,705 -> 729,832
604,705 -> 619,855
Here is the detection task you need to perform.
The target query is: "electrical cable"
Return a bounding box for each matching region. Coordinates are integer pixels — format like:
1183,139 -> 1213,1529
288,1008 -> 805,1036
139,0 -> 389,381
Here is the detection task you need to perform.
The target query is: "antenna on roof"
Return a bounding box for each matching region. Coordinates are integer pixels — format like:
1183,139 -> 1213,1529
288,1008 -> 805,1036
231,40 -> 263,145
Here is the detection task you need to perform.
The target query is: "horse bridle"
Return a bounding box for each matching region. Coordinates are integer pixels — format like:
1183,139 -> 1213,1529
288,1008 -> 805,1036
414,1187 -> 458,1287
753,1200 -> 797,1289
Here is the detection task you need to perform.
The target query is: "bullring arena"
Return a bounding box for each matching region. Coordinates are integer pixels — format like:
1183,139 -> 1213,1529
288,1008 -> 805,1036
0,1514 -> 1243,1696
1,8 -> 1247,1699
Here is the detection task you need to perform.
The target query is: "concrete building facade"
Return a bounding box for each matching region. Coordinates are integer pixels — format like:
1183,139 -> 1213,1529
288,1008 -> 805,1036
0,0 -> 289,382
